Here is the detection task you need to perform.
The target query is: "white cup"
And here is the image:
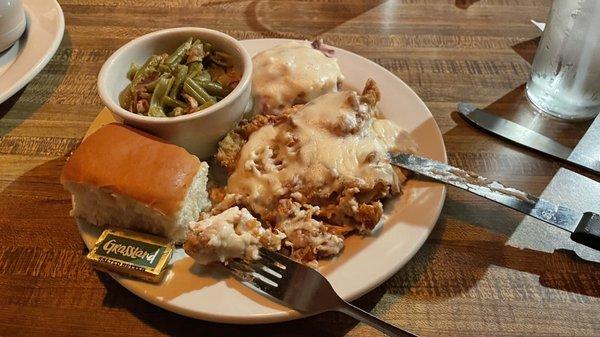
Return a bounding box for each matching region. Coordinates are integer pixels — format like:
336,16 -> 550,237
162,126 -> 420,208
0,0 -> 26,53
97,28 -> 253,159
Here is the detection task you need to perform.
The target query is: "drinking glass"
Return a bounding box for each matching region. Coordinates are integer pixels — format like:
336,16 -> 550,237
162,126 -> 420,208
526,0 -> 600,121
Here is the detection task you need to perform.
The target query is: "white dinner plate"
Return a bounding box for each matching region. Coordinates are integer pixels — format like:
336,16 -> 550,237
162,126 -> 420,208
0,0 -> 64,104
77,38 -> 447,324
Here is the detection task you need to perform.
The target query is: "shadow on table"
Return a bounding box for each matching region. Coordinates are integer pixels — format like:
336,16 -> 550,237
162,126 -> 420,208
194,0 -> 389,40
0,30 -> 72,137
243,0 -> 388,39
441,198 -> 599,297
96,271 -> 388,336
512,36 -> 540,65
383,196 -> 600,301
0,89 -> 25,123
455,0 -> 480,9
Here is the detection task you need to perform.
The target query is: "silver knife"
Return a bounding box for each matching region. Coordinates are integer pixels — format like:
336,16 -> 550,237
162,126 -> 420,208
458,102 -> 600,175
391,153 -> 600,250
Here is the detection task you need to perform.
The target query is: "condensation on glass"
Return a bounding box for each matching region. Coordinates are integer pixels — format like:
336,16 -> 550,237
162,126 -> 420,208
526,0 -> 600,121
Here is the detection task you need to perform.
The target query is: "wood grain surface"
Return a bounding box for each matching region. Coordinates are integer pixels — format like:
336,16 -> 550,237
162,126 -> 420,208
1,0 -> 599,336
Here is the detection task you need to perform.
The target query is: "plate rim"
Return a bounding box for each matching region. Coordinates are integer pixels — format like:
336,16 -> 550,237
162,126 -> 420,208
78,38 -> 447,324
0,0 -> 65,104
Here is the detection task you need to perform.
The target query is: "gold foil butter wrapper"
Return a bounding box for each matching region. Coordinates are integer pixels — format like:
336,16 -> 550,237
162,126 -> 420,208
86,228 -> 173,283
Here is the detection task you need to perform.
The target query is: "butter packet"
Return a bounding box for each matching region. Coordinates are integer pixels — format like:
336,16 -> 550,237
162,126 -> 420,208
86,228 -> 173,283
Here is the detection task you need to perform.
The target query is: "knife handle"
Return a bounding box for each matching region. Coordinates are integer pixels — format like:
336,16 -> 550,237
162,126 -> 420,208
571,212 -> 600,251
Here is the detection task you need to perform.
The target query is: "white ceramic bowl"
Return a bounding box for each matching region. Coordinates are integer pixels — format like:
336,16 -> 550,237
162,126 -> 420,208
97,27 -> 253,159
0,0 -> 26,52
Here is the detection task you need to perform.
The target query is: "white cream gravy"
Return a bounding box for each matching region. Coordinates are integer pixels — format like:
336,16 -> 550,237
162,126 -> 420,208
252,41 -> 344,114
228,90 -> 417,217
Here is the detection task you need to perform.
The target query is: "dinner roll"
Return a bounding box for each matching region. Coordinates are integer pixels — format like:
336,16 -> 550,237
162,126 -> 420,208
61,123 -> 210,243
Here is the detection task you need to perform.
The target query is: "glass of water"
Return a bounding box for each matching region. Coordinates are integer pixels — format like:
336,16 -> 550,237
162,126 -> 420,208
526,0 -> 600,121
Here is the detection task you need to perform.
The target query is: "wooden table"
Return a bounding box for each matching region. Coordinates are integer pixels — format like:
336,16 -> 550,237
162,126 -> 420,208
1,0 -> 598,336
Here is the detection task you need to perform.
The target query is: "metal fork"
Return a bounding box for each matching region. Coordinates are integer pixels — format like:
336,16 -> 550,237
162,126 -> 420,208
225,248 -> 419,337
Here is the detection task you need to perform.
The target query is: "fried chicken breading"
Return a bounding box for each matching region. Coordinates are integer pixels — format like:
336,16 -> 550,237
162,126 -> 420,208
208,79 -> 417,264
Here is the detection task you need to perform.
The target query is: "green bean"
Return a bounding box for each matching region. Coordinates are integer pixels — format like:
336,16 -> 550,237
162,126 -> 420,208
158,64 -> 172,73
202,42 -> 213,53
196,70 -> 211,81
127,63 -> 140,80
191,38 -> 204,48
186,39 -> 206,65
131,69 -> 157,95
183,78 -> 216,104
148,75 -> 174,117
163,96 -> 186,109
168,64 -> 188,99
194,79 -> 228,97
130,55 -> 161,96
148,107 -> 167,117
119,83 -> 133,109
190,39 -> 205,53
183,81 -> 207,105
133,55 -> 160,82
165,37 -> 193,66
169,107 -> 184,117
143,78 -> 159,91
124,37 -> 236,116
187,62 -> 204,79
197,100 -> 215,110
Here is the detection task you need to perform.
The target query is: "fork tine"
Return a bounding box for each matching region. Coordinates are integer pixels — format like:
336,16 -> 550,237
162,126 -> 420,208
225,259 -> 283,297
259,247 -> 294,266
256,249 -> 280,265
229,258 -> 283,280
224,263 -> 249,281
255,253 -> 287,274
246,274 -> 279,294
249,260 -> 284,279
225,260 -> 254,280
228,259 -> 254,273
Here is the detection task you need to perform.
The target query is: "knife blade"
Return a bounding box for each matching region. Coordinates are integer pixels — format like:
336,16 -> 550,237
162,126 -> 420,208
391,153 -> 600,250
458,102 -> 600,175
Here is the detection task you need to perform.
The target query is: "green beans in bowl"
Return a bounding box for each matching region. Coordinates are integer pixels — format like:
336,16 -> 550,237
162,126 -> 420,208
97,27 -> 252,158
119,37 -> 241,117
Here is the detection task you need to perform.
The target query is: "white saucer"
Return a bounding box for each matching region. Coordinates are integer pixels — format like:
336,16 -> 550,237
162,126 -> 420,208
0,0 -> 64,104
